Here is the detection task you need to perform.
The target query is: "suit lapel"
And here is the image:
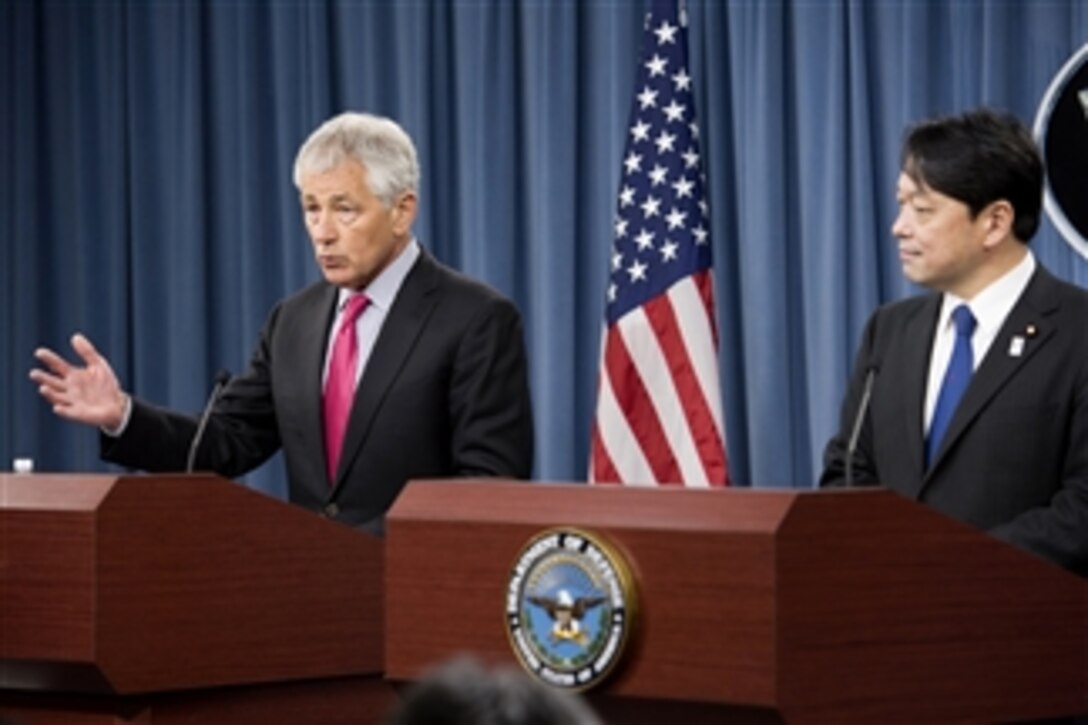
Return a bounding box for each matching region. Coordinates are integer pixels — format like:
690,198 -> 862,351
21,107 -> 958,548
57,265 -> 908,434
302,286 -> 340,499
900,295 -> 940,498
332,252 -> 442,488
923,268 -> 1059,483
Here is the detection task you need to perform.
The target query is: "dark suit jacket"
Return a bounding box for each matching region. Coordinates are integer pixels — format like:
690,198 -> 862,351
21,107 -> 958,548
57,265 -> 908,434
103,250 -> 534,533
821,264 -> 1088,575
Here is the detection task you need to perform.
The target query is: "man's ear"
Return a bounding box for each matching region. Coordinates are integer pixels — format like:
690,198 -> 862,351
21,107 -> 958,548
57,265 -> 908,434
981,199 -> 1015,249
392,192 -> 418,235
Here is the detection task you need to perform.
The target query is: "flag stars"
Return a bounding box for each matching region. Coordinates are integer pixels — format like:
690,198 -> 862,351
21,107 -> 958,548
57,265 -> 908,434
672,68 -> 691,91
630,119 -> 652,143
645,53 -> 668,77
648,164 -> 669,186
637,86 -> 659,110
654,130 -> 677,154
626,259 -> 648,282
610,13 -> 713,295
654,19 -> 678,45
665,207 -> 688,230
663,100 -> 686,123
672,176 -> 694,198
614,217 -> 629,239
699,199 -> 709,217
660,239 -> 679,262
640,194 -> 662,218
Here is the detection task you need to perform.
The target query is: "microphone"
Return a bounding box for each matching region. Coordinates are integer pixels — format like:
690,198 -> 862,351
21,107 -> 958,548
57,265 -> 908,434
844,362 -> 879,488
185,370 -> 232,474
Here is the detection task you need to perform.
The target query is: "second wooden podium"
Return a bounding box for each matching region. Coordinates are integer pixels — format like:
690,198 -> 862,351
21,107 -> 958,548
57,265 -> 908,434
385,480 -> 1086,724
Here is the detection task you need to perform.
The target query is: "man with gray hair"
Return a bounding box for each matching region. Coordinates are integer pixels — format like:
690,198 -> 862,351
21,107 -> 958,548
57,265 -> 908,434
30,112 -> 534,533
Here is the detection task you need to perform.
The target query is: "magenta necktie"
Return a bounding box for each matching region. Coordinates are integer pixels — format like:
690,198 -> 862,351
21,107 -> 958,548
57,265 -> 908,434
323,294 -> 369,483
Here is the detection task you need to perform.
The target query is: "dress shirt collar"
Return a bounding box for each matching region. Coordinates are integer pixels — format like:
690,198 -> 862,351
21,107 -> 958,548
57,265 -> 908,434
936,249 -> 1036,338
335,238 -> 420,313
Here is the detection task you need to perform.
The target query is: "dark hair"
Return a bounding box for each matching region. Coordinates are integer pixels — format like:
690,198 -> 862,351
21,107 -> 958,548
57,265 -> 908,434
386,656 -> 601,725
901,108 -> 1044,243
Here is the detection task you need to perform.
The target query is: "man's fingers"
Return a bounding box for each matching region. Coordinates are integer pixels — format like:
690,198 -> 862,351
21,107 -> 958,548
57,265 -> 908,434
32,333 -> 109,383
38,385 -> 63,406
71,333 -> 103,368
51,401 -> 84,422
33,347 -> 73,377
29,368 -> 67,392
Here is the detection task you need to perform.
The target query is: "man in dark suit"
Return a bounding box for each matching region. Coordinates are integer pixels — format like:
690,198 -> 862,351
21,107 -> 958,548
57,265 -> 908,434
30,112 -> 534,534
821,108 -> 1087,576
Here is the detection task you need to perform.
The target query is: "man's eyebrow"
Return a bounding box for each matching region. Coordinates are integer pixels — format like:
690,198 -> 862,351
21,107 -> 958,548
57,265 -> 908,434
299,192 -> 353,203
896,188 -> 929,202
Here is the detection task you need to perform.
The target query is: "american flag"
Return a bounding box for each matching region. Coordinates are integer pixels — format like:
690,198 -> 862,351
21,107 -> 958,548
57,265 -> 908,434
589,0 -> 728,488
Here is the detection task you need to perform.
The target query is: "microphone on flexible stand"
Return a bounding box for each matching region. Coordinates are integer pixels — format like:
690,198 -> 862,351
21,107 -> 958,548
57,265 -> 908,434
844,362 -> 879,488
185,370 -> 232,474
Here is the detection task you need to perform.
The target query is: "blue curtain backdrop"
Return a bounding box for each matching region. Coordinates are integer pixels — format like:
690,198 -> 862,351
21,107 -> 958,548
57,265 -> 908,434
2,1 -> 1086,496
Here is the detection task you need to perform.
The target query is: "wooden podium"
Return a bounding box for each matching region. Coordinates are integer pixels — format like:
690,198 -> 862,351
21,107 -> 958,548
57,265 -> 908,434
385,480 -> 1087,724
0,473 -> 394,724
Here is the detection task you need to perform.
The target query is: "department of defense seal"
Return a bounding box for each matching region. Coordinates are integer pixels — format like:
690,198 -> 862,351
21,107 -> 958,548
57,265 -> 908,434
505,528 -> 636,691
1034,44 -> 1088,260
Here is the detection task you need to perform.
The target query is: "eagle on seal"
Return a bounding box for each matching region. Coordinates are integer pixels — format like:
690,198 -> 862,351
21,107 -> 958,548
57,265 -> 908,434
528,588 -> 606,646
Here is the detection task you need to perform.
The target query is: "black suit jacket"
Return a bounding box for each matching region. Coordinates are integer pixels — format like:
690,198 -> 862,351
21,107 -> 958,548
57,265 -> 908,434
821,265 -> 1088,575
103,250 -> 534,532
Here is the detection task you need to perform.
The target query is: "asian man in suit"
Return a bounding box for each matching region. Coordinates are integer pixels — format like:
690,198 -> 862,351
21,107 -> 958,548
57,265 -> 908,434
30,112 -> 534,534
821,108 -> 1087,576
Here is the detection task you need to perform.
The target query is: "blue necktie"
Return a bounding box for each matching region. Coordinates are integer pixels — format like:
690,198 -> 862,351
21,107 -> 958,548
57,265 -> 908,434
926,304 -> 977,467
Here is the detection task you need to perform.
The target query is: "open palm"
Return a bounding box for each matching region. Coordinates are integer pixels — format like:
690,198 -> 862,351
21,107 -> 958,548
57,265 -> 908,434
30,333 -> 127,430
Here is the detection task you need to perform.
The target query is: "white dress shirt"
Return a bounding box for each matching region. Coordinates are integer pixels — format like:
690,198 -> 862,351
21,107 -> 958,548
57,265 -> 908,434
322,239 -> 420,387
923,250 -> 1036,434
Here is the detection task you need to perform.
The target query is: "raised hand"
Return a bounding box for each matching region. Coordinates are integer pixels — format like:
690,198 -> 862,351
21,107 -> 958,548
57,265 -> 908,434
30,333 -> 128,431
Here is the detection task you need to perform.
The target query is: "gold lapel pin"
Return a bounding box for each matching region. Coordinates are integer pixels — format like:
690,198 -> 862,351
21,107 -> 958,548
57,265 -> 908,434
1025,324 -> 1038,338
